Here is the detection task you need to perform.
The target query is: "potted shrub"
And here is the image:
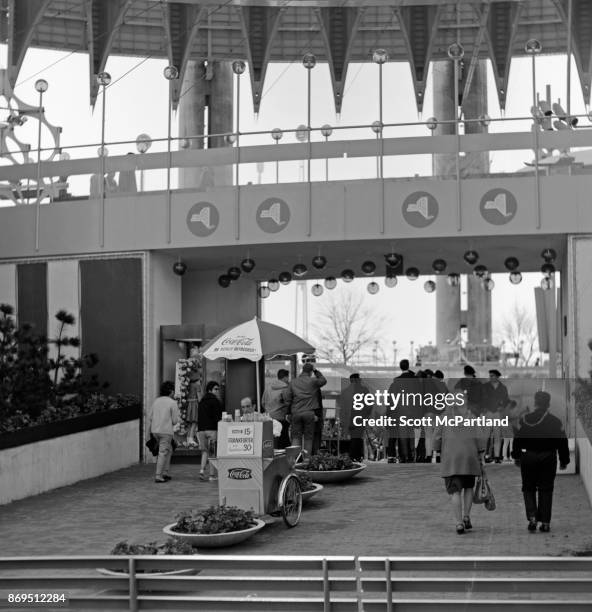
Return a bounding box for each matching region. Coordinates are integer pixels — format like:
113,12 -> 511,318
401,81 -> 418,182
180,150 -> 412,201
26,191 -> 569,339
296,472 -> 324,502
294,453 -> 366,483
163,505 -> 266,548
97,539 -> 198,577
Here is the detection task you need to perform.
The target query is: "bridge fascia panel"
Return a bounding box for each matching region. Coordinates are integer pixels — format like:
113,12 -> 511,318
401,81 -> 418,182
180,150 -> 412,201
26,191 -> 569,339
0,174 -> 589,262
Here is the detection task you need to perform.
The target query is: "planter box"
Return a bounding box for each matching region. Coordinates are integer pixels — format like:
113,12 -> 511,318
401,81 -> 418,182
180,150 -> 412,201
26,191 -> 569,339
0,406 -> 140,506
0,405 -> 140,451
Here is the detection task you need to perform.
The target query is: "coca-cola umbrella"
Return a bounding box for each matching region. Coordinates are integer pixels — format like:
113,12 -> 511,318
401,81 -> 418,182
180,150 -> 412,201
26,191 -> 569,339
201,316 -> 315,406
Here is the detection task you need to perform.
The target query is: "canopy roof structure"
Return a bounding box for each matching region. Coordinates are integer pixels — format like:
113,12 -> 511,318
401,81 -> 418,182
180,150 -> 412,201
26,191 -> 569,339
2,0 -> 591,112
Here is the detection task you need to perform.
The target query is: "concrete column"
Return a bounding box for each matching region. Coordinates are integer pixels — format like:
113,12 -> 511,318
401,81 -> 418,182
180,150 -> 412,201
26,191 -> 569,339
435,275 -> 461,359
178,60 -> 233,189
467,274 -> 491,346
432,60 -> 491,356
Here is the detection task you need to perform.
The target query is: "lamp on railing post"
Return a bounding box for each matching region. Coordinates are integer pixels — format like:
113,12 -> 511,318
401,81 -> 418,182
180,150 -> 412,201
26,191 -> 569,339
232,60 -> 246,240
33,78 -> 48,252
135,133 -> 152,192
96,71 -> 111,248
302,52 -> 315,237
321,124 -> 332,181
525,39 -> 542,229
447,43 -> 464,232
163,65 -> 179,244
271,128 -> 283,183
373,49 -> 388,235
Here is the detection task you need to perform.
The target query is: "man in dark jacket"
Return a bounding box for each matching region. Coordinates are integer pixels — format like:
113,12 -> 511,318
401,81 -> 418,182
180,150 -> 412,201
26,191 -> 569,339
261,369 -> 290,449
387,359 -> 416,462
338,373 -> 371,461
454,365 -> 483,416
514,391 -> 570,533
197,380 -> 223,481
284,363 -> 327,456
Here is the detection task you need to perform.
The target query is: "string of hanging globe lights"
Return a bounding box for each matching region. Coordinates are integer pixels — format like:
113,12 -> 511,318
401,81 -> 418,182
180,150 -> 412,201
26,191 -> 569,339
207,247 -> 559,297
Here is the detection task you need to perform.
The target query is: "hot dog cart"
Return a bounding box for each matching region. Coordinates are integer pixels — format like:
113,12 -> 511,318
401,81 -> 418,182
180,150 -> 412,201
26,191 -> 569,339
212,419 -> 302,527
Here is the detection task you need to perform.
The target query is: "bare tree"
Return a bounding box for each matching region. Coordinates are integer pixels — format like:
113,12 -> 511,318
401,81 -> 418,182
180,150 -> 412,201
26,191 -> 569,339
311,287 -> 385,365
496,302 -> 539,366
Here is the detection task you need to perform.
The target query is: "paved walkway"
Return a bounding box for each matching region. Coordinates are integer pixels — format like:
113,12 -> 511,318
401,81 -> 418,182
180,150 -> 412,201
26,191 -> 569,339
0,462 -> 590,557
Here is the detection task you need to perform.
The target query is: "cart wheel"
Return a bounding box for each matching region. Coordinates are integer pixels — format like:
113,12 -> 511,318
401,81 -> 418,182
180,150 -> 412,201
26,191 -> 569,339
278,473 -> 302,527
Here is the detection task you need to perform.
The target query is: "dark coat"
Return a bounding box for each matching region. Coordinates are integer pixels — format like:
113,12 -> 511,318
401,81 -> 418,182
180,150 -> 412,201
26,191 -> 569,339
197,392 -> 223,431
514,407 -> 570,465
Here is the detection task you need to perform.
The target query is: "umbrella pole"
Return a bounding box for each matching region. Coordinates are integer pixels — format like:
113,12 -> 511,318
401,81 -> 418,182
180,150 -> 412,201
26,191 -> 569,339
256,359 -> 261,412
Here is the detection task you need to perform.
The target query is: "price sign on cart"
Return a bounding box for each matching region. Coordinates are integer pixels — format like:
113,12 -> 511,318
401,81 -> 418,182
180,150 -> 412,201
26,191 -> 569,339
226,424 -> 255,455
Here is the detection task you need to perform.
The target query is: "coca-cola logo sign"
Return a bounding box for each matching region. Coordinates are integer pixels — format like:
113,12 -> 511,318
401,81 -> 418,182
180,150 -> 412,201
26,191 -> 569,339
228,468 -> 252,480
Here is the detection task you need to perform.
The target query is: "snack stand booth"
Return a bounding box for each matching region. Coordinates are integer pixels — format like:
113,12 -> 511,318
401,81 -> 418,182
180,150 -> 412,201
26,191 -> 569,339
202,317 -> 315,528
212,418 -> 303,527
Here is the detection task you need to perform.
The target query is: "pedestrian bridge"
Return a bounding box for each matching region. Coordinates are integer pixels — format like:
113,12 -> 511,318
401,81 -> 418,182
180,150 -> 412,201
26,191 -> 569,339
0,122 -> 590,271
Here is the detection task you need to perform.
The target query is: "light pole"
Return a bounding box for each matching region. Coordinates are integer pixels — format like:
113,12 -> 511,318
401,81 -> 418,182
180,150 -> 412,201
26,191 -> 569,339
321,124 -> 332,181
96,71 -> 111,248
447,42 -> 464,232
392,340 -> 397,366
163,65 -> 179,244
33,78 -> 48,252
372,49 -> 388,177
232,60 -> 246,240
373,340 -> 379,366
371,120 -> 382,178
271,128 -> 283,183
302,52 -> 315,237
525,38 -> 542,229
135,133 -> 152,192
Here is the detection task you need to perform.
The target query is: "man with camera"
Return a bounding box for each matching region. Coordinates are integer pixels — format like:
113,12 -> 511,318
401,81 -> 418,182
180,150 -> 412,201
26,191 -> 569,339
284,358 -> 327,457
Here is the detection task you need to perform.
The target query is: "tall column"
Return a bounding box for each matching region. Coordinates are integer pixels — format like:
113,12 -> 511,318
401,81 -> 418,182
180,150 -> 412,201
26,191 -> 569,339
178,60 -> 233,189
433,60 -> 491,355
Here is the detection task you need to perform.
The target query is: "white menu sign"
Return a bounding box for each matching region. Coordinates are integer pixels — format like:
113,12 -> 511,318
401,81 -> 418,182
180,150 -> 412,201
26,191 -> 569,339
226,424 -> 254,455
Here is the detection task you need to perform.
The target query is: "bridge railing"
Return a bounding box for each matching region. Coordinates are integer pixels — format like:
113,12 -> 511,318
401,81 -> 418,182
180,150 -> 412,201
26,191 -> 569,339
1,555 -> 591,611
2,114 -> 592,206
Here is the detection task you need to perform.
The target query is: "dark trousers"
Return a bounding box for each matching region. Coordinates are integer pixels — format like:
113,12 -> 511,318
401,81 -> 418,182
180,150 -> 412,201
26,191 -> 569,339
520,450 -> 557,524
397,425 -> 415,462
312,409 -> 323,455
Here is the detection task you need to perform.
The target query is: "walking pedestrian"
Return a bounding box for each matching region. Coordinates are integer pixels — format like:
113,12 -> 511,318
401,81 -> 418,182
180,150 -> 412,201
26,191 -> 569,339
197,381 -> 223,482
261,369 -> 291,449
514,391 -> 570,533
433,398 -> 486,534
147,381 -> 180,483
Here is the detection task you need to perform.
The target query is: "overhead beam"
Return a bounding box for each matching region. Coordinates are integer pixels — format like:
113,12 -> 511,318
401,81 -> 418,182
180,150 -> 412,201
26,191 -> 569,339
395,4 -> 443,114
238,5 -> 284,113
6,0 -> 53,87
460,3 -> 491,113
87,0 -> 133,106
316,6 -> 363,114
485,0 -> 523,111
552,0 -> 592,107
163,2 -> 205,109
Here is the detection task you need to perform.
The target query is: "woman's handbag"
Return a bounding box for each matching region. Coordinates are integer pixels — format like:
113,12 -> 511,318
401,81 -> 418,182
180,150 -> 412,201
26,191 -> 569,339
473,465 -> 493,506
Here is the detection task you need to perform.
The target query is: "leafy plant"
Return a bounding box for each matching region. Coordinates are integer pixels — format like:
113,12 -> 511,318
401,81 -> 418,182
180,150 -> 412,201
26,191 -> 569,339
0,304 -> 137,435
295,472 -> 316,492
172,505 -> 256,535
305,453 -> 356,471
111,539 -> 195,555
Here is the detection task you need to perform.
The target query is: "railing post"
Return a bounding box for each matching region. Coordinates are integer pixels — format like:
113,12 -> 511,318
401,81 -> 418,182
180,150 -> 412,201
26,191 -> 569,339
128,557 -> 137,612
322,557 -> 330,612
385,558 -> 393,612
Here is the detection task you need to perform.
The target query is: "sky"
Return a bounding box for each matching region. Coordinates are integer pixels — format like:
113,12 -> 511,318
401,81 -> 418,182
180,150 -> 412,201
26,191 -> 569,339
0,43 -> 577,360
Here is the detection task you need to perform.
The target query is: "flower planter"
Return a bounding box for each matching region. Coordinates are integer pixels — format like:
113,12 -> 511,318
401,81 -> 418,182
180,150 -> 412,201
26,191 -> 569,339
163,518 -> 266,548
294,462 -> 366,483
301,482 -> 323,502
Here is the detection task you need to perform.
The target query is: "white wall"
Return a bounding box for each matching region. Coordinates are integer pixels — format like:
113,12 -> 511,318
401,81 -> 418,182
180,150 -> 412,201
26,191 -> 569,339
0,420 -> 139,506
576,420 -> 592,508
0,263 -> 16,309
146,252 -> 182,449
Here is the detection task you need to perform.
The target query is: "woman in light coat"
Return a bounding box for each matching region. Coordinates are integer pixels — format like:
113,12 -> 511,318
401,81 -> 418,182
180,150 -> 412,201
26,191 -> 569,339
433,397 -> 486,534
